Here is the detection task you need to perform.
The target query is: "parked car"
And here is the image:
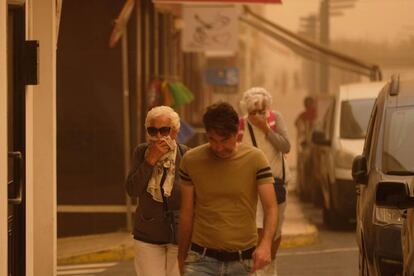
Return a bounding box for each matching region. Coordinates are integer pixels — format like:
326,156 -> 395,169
312,81 -> 385,227
352,77 -> 414,275
376,181 -> 414,276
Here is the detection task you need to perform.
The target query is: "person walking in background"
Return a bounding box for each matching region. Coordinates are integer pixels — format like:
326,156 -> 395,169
177,102 -> 278,276
238,87 -> 291,276
294,96 -> 317,201
295,96 -> 316,149
126,106 -> 189,276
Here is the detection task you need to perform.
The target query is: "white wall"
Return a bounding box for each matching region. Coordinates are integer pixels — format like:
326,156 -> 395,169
241,7 -> 308,170
26,0 -> 57,275
0,0 -> 9,275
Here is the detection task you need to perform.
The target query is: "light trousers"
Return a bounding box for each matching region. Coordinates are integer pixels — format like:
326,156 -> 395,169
134,239 -> 180,276
255,260 -> 278,276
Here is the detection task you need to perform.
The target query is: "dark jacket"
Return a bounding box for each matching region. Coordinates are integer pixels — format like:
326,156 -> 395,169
125,143 -> 189,244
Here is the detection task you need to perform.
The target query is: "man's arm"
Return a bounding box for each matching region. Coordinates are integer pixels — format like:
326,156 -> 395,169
252,183 -> 278,272
177,182 -> 195,275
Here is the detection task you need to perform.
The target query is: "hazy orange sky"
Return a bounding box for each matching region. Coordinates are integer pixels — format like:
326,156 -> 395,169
267,0 -> 414,43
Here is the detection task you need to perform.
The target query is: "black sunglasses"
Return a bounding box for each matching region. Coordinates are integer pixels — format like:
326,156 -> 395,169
249,109 -> 266,116
147,126 -> 171,137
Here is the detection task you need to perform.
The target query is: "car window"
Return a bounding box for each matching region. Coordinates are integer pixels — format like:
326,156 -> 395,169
363,104 -> 378,160
340,98 -> 375,139
382,106 -> 414,175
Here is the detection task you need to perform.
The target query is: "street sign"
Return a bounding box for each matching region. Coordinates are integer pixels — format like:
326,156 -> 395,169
154,0 -> 281,3
182,6 -> 238,52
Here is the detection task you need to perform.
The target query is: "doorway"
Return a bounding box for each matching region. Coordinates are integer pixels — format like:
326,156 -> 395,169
7,3 -> 26,276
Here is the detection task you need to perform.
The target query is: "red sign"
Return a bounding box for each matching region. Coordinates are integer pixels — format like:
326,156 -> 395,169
153,0 -> 281,3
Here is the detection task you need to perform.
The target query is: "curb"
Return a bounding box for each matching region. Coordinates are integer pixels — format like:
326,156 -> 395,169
280,224 -> 318,249
57,229 -> 318,266
58,245 -> 134,266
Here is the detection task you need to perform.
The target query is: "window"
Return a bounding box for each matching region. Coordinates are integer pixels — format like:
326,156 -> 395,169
382,106 -> 414,174
340,98 -> 375,139
363,104 -> 377,160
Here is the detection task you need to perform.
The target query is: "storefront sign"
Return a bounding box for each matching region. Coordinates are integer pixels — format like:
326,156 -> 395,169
154,0 -> 281,3
182,6 -> 238,52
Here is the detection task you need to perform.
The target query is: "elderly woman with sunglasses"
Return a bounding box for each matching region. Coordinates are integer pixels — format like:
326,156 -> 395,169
126,106 -> 189,276
238,87 -> 291,276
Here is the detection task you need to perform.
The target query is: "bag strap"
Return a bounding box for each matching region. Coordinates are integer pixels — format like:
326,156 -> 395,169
159,168 -> 169,212
247,122 -> 258,147
177,143 -> 184,157
247,119 -> 285,183
237,117 -> 245,142
159,167 -> 177,243
247,123 -> 285,183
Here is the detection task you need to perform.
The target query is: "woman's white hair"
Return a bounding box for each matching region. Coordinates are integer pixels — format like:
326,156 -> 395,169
145,105 -> 180,130
240,87 -> 272,113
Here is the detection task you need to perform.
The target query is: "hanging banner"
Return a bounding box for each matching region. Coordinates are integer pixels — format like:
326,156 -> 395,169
153,0 -> 281,3
182,6 -> 238,52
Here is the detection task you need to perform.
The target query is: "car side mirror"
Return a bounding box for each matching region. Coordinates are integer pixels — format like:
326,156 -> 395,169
312,131 -> 331,146
376,181 -> 414,209
352,155 -> 368,184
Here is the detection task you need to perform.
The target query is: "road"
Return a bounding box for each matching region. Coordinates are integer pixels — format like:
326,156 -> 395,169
278,200 -> 358,276
57,199 -> 358,276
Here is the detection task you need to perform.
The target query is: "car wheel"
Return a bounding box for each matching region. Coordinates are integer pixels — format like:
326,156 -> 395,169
359,242 -> 369,276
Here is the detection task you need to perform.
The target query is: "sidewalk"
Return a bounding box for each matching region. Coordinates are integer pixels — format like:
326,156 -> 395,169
57,188 -> 318,265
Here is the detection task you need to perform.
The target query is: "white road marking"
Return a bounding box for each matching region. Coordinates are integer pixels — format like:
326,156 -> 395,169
57,262 -> 117,275
278,247 -> 358,257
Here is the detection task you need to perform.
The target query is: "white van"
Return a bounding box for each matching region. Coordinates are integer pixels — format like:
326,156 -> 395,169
311,81 -> 386,227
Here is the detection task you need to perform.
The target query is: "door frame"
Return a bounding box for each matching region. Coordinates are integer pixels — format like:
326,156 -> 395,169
7,3 -> 27,276
0,0 -> 8,273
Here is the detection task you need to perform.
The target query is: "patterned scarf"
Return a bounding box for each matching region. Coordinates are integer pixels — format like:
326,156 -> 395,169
146,140 -> 177,202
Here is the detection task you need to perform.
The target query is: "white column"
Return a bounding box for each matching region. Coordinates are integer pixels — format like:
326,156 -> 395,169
26,0 -> 57,275
0,0 -> 8,275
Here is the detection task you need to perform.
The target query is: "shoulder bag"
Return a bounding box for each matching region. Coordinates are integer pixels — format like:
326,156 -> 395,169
247,122 -> 287,204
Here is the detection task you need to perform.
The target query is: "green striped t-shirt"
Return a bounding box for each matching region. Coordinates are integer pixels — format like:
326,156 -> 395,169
179,143 -> 273,251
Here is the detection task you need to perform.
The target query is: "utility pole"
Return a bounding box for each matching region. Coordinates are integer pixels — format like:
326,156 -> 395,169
298,14 -> 318,95
319,0 -> 358,94
319,0 -> 330,94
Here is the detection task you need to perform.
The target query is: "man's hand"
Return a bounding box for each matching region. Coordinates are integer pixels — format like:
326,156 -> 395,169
248,114 -> 270,135
251,243 -> 272,272
146,140 -> 171,165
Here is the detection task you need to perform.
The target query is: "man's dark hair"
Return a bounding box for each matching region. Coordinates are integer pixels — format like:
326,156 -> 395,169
203,102 -> 239,137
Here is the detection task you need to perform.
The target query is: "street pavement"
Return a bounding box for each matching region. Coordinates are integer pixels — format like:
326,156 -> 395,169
277,198 -> 358,275
57,184 -> 318,266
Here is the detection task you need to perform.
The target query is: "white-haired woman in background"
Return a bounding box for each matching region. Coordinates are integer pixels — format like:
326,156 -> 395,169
126,106 -> 189,276
238,87 -> 291,276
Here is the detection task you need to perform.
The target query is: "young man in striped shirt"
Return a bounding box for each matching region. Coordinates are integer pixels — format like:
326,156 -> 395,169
178,102 -> 278,276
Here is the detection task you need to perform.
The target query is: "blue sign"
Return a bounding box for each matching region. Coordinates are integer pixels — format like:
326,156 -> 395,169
205,67 -> 239,86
